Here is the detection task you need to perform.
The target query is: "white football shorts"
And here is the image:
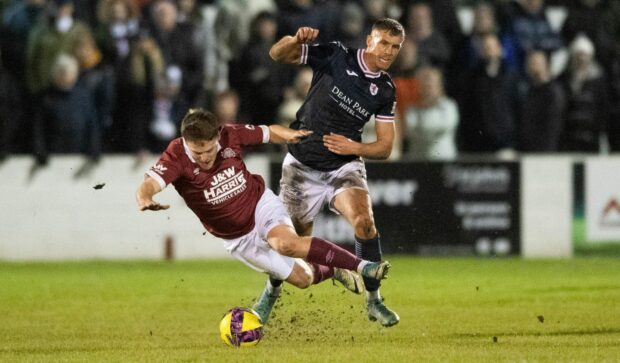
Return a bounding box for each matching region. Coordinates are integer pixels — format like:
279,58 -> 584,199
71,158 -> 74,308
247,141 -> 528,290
221,188 -> 296,280
279,153 -> 369,225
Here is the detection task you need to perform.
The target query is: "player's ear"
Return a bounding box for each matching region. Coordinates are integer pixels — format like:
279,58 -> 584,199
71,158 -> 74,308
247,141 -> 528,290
366,34 -> 372,48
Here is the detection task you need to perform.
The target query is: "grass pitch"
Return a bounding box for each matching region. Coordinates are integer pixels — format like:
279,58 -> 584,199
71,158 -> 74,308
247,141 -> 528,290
1,257 -> 619,362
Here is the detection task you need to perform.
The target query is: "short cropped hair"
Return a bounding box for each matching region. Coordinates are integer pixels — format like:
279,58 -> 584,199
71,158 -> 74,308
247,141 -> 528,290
180,108 -> 220,141
372,18 -> 405,38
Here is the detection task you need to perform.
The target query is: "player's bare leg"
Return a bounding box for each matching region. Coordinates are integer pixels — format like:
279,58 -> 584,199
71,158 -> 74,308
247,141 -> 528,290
334,188 -> 400,327
252,263 -> 312,324
293,219 -> 364,294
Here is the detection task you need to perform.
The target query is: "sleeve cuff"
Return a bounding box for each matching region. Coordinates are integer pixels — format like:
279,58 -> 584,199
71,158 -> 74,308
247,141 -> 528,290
259,125 -> 270,143
375,115 -> 396,122
146,170 -> 167,190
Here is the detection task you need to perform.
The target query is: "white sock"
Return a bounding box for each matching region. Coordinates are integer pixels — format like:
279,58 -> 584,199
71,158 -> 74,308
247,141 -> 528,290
356,260 -> 369,274
366,289 -> 381,302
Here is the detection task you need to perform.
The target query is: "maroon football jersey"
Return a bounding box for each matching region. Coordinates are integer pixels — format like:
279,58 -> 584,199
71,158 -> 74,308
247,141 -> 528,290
146,124 -> 270,239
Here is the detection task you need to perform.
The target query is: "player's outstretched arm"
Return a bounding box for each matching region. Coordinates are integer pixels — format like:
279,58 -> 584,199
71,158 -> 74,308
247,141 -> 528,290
268,124 -> 313,144
136,177 -> 170,211
323,121 -> 395,160
269,27 -> 319,64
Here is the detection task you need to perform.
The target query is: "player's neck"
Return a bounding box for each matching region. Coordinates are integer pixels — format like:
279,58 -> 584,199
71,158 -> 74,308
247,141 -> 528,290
362,50 -> 381,73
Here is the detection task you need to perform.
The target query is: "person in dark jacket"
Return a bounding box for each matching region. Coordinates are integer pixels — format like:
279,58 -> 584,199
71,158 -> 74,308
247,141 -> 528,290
457,33 -> 517,153
559,34 -> 611,152
516,50 -> 565,152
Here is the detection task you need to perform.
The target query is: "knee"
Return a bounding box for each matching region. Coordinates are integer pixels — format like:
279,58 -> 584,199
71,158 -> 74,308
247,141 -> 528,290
270,237 -> 298,257
289,270 -> 312,289
352,214 -> 376,238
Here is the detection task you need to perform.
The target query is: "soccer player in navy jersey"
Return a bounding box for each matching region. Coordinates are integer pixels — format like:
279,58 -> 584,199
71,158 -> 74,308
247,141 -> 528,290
268,19 -> 405,327
136,109 -> 390,323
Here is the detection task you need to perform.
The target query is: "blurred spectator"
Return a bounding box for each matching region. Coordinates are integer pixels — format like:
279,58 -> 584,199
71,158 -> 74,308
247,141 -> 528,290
516,50 -> 565,152
561,0 -> 620,152
410,0 -> 463,51
33,54 -> 97,164
192,1 -> 248,102
361,0 -> 388,36
558,34 -> 610,152
73,0 -> 99,28
110,33 -> 165,153
149,0 -> 203,109
454,2 -> 519,73
392,39 -> 421,150
403,2 -> 451,69
276,0 -> 339,43
26,0 -> 93,95
1,0 -> 47,154
277,66 -> 313,126
499,0 -> 563,73
214,90 -> 240,125
94,0 -> 141,66
2,0 -> 47,83
72,32 -> 115,160
337,2 -> 366,49
457,33 -> 517,153
403,66 -> 459,160
562,0 -> 615,68
605,1 -> 620,151
176,0 -> 198,25
232,11 -> 287,125
94,0 -> 157,153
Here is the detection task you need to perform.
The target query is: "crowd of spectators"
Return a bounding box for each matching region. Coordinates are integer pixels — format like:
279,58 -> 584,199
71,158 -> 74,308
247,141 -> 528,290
1,0 -> 620,166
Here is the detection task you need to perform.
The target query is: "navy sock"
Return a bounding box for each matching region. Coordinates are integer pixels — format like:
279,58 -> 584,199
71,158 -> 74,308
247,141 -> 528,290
269,277 -> 283,288
355,234 -> 382,292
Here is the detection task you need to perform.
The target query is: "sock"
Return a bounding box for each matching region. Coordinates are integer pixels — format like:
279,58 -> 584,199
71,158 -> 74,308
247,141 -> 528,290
308,262 -> 334,285
366,290 -> 381,302
355,234 -> 382,292
306,237 -> 363,272
266,277 -> 282,296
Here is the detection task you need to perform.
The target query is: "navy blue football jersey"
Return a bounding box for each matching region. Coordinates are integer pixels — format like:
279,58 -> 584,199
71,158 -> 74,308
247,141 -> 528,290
288,42 -> 397,171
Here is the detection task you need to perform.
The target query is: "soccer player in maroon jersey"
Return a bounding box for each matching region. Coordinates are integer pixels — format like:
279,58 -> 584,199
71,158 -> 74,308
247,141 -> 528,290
136,108 -> 390,323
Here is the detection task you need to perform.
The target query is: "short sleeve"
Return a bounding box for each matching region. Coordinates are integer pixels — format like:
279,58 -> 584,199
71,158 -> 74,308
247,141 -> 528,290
146,149 -> 183,189
376,98 -> 397,123
223,124 -> 269,146
300,41 -> 345,70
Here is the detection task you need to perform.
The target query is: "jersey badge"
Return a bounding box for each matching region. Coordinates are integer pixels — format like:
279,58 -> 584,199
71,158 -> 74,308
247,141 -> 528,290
369,83 -> 378,96
221,147 -> 236,159
193,168 -> 200,175
346,69 -> 359,77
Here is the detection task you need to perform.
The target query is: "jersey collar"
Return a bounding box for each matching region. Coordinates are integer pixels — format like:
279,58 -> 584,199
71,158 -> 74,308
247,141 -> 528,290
357,49 -> 382,79
182,137 -> 221,164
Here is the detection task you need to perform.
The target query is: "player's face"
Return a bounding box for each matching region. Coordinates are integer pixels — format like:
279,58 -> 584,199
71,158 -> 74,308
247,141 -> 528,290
366,29 -> 403,71
186,137 -> 219,170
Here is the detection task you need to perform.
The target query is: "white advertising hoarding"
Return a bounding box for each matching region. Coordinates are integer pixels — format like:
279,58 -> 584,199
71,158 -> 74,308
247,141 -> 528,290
585,158 -> 620,243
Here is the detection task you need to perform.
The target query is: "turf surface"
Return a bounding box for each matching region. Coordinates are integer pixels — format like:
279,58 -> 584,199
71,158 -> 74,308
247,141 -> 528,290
1,257 -> 619,362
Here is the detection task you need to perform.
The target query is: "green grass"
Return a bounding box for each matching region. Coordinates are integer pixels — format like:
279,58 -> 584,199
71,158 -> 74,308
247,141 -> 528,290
1,257 -> 619,362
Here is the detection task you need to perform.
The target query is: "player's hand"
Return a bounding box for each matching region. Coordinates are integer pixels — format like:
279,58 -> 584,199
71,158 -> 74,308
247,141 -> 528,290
138,200 -> 170,211
287,129 -> 313,144
323,133 -> 361,155
295,27 -> 319,44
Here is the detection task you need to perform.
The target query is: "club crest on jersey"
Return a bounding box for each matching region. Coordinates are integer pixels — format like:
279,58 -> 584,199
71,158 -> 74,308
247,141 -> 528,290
369,83 -> 378,96
221,147 -> 236,159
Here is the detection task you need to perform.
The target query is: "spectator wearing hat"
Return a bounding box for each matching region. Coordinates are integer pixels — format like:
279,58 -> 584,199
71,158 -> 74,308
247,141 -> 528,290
558,34 -> 611,152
